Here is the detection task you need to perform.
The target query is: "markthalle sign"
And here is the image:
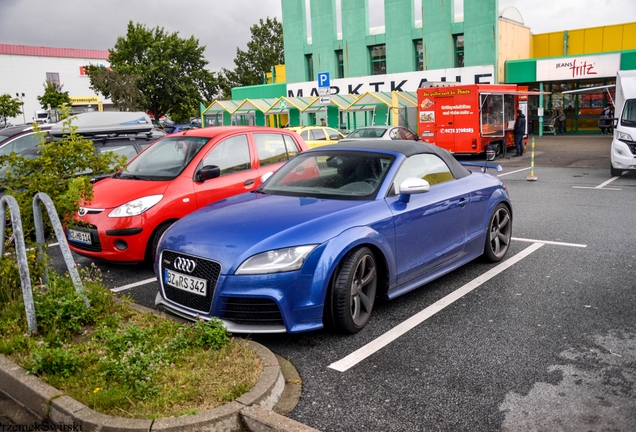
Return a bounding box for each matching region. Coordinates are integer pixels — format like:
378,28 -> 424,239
286,65 -> 494,98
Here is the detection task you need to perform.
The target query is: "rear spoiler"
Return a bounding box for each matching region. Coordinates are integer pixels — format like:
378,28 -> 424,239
459,161 -> 503,172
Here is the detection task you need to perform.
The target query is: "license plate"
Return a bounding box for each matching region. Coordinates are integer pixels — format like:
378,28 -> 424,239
68,229 -> 92,245
164,268 -> 207,296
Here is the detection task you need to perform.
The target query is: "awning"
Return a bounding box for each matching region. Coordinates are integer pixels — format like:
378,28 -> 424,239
344,91 -> 418,111
266,96 -> 317,113
203,100 -> 243,114
478,90 -> 552,95
234,98 -> 279,113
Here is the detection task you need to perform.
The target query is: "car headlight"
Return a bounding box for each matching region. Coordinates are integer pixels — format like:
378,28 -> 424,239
617,131 -> 633,142
108,195 -> 163,217
236,245 -> 318,274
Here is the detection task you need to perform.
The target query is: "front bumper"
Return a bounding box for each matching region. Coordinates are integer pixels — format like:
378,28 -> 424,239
155,249 -> 327,334
611,138 -> 636,171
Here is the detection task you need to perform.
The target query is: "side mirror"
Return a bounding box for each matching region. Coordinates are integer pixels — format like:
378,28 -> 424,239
196,165 -> 221,182
398,178 -> 430,203
261,172 -> 274,183
486,145 -> 497,161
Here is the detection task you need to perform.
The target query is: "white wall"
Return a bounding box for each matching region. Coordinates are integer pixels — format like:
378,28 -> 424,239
0,54 -> 110,125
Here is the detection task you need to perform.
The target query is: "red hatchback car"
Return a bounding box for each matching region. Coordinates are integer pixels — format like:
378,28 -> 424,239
66,126 -> 307,263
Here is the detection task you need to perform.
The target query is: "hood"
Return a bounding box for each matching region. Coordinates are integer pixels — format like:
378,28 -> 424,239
86,177 -> 172,208
159,192 -> 390,272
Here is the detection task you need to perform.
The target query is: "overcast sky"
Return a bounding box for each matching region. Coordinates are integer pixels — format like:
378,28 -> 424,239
0,0 -> 634,72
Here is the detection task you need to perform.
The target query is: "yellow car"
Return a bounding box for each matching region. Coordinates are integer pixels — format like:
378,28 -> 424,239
287,126 -> 345,149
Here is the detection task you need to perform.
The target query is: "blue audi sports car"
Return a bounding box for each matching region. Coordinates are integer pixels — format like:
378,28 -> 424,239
154,140 -> 512,334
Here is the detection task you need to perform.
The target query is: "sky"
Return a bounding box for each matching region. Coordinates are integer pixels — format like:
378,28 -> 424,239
0,0 -> 635,72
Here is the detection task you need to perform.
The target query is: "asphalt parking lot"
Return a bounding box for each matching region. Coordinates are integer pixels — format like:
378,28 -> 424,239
6,132 -> 636,431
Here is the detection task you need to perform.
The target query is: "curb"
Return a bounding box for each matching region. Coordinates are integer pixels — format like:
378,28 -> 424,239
0,303 -> 320,432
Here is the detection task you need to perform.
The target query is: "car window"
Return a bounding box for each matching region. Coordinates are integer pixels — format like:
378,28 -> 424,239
400,128 -> 416,140
123,136 -> 208,179
0,133 -> 41,156
202,134 -> 251,175
299,130 -> 309,140
327,128 -> 342,140
389,129 -> 399,140
390,154 -> 455,195
95,142 -> 139,162
254,133 -> 292,167
283,135 -> 301,157
312,128 -> 327,141
263,150 -> 394,199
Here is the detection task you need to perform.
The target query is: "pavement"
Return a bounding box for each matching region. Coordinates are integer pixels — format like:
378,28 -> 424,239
0,131 -> 616,432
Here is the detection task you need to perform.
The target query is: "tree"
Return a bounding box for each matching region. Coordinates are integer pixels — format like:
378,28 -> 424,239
87,21 -> 219,122
37,81 -> 71,110
83,66 -> 144,113
0,94 -> 23,126
220,17 -> 284,98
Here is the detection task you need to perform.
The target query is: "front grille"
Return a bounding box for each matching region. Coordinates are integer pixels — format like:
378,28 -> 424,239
66,224 -> 102,252
220,297 -> 284,326
161,250 -> 221,313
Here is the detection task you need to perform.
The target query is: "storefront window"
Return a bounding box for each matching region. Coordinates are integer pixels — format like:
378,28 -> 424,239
415,39 -> 423,71
306,54 -> 314,81
454,35 -> 464,68
370,45 -> 386,75
336,50 -> 344,78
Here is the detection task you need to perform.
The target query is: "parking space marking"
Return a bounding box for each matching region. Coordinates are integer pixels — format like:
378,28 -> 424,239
328,242 -> 545,372
111,277 -> 157,293
573,176 -> 621,190
498,167 -> 531,177
512,237 -> 587,248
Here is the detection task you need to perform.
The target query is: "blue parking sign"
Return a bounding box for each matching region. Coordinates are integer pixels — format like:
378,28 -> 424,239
317,72 -> 330,88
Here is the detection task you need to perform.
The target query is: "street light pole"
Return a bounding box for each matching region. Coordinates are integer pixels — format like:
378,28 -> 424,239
16,93 -> 26,124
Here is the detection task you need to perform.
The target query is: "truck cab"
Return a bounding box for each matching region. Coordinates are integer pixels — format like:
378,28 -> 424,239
610,70 -> 636,176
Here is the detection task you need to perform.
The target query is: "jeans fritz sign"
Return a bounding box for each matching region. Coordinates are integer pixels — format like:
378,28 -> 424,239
286,65 -> 494,97
536,54 -> 621,81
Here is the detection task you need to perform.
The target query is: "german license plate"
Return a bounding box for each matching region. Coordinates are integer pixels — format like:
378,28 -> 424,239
164,269 -> 207,296
68,229 -> 91,245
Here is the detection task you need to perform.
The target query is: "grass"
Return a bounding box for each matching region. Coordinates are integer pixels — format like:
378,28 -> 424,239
0,261 -> 262,419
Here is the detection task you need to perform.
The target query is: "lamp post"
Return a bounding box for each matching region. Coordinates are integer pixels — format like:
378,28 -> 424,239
16,93 -> 26,124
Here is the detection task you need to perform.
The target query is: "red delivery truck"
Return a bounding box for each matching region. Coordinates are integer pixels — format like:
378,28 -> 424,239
417,83 -> 544,156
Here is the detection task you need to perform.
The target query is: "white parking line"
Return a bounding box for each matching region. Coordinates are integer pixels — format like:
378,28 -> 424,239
512,237 -> 587,248
573,176 -> 621,190
498,167 -> 531,177
328,243 -> 545,372
111,278 -> 157,292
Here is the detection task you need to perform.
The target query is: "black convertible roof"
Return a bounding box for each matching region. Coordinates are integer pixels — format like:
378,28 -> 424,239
325,139 -> 471,179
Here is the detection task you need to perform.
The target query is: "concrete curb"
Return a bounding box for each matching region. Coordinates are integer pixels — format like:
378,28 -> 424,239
0,302 -> 320,431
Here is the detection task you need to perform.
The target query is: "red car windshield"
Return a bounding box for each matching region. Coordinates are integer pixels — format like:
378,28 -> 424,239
117,136 -> 209,180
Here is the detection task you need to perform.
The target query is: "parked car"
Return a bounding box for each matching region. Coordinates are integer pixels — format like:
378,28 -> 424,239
0,112 -> 158,165
344,125 -> 420,141
286,126 -> 345,148
154,140 -> 512,334
66,126 -> 308,264
163,124 -> 199,134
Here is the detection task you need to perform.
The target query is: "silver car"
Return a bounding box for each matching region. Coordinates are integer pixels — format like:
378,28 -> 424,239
344,126 -> 420,141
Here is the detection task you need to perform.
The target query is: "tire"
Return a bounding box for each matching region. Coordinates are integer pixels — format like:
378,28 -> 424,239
483,204 -> 512,262
145,221 -> 174,265
327,247 -> 377,334
610,164 -> 623,177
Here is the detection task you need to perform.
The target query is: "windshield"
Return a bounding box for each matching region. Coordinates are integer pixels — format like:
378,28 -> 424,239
621,99 -> 636,126
118,136 -> 209,180
260,150 -> 395,200
347,128 -> 387,138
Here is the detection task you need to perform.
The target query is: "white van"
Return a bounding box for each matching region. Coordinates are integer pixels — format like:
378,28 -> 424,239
610,70 -> 636,176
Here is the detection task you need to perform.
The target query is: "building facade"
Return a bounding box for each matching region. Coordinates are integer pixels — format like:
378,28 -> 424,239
0,44 -> 111,125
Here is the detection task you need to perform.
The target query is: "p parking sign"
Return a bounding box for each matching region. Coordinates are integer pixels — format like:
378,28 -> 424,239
317,72 -> 330,88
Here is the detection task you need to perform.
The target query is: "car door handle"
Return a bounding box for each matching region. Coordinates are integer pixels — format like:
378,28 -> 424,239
244,179 -> 255,187
448,122 -> 453,125
458,198 -> 467,207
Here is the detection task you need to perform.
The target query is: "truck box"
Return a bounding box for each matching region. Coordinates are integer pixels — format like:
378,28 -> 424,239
417,84 -> 533,155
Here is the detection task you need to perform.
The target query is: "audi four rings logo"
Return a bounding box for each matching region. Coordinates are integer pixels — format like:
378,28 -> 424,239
174,257 -> 196,273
